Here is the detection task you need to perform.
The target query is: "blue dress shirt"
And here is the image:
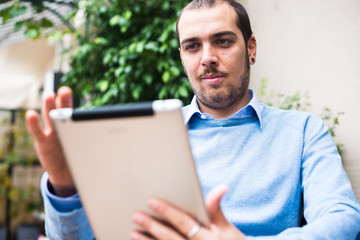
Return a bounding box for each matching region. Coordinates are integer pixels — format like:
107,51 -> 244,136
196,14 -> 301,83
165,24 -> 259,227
41,89 -> 360,239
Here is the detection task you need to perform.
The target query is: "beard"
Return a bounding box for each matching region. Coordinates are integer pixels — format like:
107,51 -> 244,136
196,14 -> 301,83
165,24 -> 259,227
191,54 -> 250,110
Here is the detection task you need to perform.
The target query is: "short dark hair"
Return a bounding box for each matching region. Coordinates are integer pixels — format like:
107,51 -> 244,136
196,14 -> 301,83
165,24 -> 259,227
176,0 -> 253,47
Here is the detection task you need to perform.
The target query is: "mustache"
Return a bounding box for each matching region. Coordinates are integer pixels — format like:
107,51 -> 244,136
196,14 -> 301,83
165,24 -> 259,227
199,66 -> 228,78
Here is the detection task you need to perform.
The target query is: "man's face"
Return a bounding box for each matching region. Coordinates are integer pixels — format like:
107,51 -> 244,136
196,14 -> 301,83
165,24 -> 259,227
178,3 -> 254,113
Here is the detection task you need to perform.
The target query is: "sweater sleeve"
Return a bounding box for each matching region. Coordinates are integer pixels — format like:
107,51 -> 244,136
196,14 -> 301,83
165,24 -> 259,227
41,172 -> 94,239
248,115 -> 360,239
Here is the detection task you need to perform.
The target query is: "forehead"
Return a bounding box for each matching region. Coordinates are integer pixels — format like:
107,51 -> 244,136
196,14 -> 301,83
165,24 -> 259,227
178,3 -> 241,42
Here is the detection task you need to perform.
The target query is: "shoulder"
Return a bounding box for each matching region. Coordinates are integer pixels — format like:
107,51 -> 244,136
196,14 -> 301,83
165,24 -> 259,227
260,104 -> 326,133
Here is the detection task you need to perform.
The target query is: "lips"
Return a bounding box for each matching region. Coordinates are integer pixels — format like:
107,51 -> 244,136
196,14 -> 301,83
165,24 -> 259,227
201,74 -> 225,79
200,74 -> 227,86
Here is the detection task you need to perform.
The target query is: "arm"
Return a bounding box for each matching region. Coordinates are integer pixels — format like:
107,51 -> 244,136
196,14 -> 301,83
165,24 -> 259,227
41,172 -> 94,239
131,115 -> 360,240
251,115 -> 360,239
26,87 -> 93,238
26,86 -> 76,196
293,115 -> 360,239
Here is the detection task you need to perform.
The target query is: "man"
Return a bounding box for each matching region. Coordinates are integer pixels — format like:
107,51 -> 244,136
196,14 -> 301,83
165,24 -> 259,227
26,0 -> 360,239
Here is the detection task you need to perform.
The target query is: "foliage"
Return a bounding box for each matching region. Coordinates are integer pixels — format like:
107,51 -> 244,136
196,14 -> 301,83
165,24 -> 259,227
1,0 -> 193,106
62,0 -> 192,107
257,79 -> 344,155
0,0 -> 193,228
0,111 -> 43,218
257,79 -> 311,111
0,112 -> 37,166
0,0 -> 77,39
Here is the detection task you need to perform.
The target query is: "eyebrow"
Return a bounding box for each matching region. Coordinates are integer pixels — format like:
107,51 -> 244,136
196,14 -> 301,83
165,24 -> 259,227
180,37 -> 200,47
211,31 -> 238,39
180,31 -> 238,47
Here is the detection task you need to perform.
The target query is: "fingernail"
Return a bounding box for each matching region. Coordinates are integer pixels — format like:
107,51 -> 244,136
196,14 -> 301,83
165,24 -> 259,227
133,213 -> 144,225
130,231 -> 141,240
148,198 -> 160,211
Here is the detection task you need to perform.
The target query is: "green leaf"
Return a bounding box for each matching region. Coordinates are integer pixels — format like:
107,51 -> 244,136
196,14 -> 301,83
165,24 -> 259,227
145,41 -> 159,51
121,25 -> 128,33
40,18 -> 53,28
178,85 -> 189,98
14,20 -> 27,31
162,2 -> 170,11
169,39 -> 178,48
124,65 -> 132,74
24,28 -> 40,39
103,52 -> 112,65
9,5 -> 27,18
158,30 -> 169,43
128,42 -> 137,54
159,44 -> 168,53
110,15 -> 121,26
169,66 -> 180,77
94,37 -> 108,45
158,87 -> 167,99
136,41 -> 145,53
0,6 -> 12,24
115,67 -> 124,77
118,56 -> 126,66
132,86 -> 142,100
97,80 -> 109,92
162,71 -> 171,83
143,74 -> 153,85
123,10 -> 132,20
99,6 -> 107,13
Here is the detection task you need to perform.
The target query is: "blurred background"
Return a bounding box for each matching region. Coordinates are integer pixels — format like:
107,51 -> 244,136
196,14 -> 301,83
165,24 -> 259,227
0,0 -> 359,239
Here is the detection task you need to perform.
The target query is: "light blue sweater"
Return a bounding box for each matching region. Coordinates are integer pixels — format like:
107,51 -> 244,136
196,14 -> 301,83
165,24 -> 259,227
41,90 -> 360,239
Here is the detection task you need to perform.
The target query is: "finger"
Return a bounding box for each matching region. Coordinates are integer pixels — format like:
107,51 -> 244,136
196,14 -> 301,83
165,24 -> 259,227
206,184 -> 229,226
25,110 -> 45,142
55,86 -> 73,109
41,92 -> 56,130
133,212 -> 185,240
147,198 -> 201,238
130,229 -> 155,240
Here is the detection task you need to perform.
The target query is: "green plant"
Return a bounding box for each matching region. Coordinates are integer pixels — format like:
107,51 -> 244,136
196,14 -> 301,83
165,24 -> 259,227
1,0 -> 193,107
0,0 -> 77,39
1,0 -> 194,231
62,0 -> 192,107
257,78 -> 344,155
0,111 -> 43,219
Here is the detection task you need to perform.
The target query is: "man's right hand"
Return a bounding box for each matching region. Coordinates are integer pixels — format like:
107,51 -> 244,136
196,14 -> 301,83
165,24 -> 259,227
26,86 -> 77,197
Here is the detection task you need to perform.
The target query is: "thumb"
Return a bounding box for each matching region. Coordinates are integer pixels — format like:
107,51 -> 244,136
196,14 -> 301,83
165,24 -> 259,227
205,184 -> 229,226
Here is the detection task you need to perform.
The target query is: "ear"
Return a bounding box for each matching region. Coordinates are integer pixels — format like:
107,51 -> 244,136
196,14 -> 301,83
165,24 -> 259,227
247,35 -> 257,65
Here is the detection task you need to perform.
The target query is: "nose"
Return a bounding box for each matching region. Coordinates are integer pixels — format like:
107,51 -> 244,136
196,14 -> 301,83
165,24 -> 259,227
200,45 -> 218,68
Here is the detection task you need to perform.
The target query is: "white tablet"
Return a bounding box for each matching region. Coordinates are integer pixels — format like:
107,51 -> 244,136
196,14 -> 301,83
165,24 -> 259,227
49,99 -> 209,239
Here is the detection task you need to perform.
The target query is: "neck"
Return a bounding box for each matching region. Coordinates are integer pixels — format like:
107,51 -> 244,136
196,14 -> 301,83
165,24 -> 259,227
197,92 -> 251,119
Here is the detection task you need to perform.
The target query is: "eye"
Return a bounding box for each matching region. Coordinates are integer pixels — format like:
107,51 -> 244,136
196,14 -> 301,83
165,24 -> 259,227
185,43 -> 200,51
218,39 -> 229,45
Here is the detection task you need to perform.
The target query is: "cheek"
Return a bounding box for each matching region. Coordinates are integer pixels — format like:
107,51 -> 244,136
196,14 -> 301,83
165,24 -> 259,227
182,56 -> 199,78
222,49 -> 247,73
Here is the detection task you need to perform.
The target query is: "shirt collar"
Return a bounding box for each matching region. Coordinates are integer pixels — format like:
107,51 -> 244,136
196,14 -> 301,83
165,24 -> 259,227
182,89 -> 263,129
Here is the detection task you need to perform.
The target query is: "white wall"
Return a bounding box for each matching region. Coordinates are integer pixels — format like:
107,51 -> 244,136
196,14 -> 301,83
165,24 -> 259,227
0,38 -> 55,109
243,0 -> 360,200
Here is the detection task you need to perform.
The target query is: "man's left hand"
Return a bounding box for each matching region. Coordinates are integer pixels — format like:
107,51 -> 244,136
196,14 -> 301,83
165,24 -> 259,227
130,185 -> 246,240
